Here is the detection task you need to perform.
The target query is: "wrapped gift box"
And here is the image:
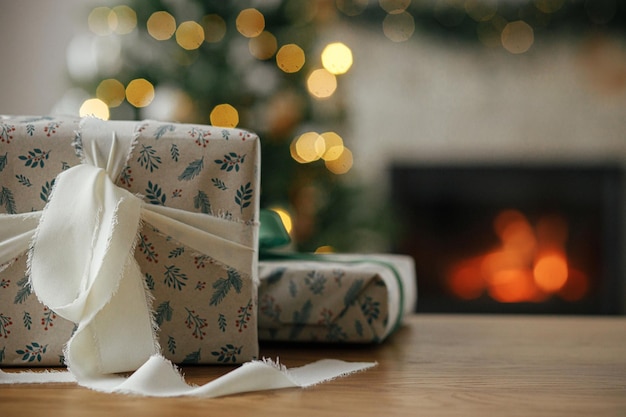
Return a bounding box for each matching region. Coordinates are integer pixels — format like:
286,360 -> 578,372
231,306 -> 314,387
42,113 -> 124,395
258,254 -> 416,343
0,115 -> 260,366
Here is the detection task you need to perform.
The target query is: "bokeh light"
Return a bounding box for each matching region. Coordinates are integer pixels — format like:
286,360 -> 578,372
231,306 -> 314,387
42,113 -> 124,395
276,44 -> 306,73
236,8 -> 265,38
292,132 -> 326,162
270,207 -> 293,234
336,0 -> 369,16
88,7 -> 113,36
111,5 -> 137,35
96,78 -> 126,107
325,147 -> 353,174
534,0 -> 566,14
501,20 -> 534,54
202,14 -> 227,43
307,69 -> 337,99
465,0 -> 498,22
126,78 -> 155,108
383,11 -> 415,42
210,103 -> 239,127
379,0 -> 411,14
321,42 -> 353,75
79,98 -> 110,120
320,132 -> 345,161
147,11 -> 176,40
176,21 -> 205,50
249,31 -> 278,60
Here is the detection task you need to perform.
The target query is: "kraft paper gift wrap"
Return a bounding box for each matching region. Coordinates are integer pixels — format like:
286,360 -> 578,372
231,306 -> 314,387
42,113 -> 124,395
0,115 -> 260,367
257,254 -> 417,343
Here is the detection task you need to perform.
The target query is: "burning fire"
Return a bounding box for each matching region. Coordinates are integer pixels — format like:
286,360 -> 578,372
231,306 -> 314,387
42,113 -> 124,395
447,209 -> 589,303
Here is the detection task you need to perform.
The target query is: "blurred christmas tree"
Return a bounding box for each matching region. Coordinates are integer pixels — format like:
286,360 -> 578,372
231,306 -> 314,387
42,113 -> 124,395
68,0 -> 396,253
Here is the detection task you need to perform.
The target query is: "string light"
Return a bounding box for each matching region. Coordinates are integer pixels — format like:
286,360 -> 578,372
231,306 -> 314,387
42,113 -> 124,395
383,11 -> 415,42
147,11 -> 176,40
88,7 -> 113,35
126,78 -> 155,108
307,69 -> 337,99
176,21 -> 205,50
320,132 -> 344,161
202,14 -> 227,43
249,31 -> 278,60
276,44 -> 306,73
321,42 -> 353,75
292,132 -> 326,162
210,104 -> 239,127
111,5 -> 137,35
324,147 -> 353,174
96,78 -> 125,107
236,8 -> 265,38
79,98 -> 110,120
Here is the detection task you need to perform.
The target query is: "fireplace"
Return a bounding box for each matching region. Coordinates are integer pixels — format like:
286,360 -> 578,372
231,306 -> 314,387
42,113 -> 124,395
390,164 -> 624,315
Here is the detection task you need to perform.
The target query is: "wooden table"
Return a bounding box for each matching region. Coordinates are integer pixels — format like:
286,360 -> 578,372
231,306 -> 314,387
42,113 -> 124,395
2,314 -> 625,416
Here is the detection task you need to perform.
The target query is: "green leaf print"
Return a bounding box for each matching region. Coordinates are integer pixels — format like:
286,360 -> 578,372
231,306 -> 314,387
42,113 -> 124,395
16,342 -> 48,362
163,265 -> 188,290
40,179 -> 55,203
154,124 -> 175,139
0,187 -> 17,214
235,182 -> 253,213
167,336 -> 176,355
18,149 -> 50,168
137,144 -> 161,172
170,143 -> 180,161
193,190 -> 211,214
182,349 -> 201,364
145,181 -> 166,205
14,275 -> 31,304
15,174 -> 32,187
214,152 -> 246,172
210,268 -> 243,306
178,157 -> 204,181
211,177 -> 228,190
289,300 -> 312,340
0,152 -> 7,171
154,301 -> 173,326
211,344 -> 242,363
344,279 -> 365,308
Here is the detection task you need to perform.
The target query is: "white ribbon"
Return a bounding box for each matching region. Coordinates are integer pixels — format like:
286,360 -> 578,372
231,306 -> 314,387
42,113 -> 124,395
0,120 -> 375,396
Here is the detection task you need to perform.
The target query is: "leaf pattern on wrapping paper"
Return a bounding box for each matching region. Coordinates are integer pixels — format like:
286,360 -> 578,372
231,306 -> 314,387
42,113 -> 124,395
235,299 -> 253,332
23,311 -> 32,330
193,190 -> 211,214
163,265 -> 188,290
214,152 -> 246,172
18,149 -> 50,168
167,336 -> 176,354
170,143 -> 180,161
15,174 -> 32,187
211,344 -> 242,363
259,294 -> 282,323
178,157 -> 204,181
264,267 -> 286,285
168,247 -> 185,258
16,342 -> 47,362
304,270 -> 326,295
344,279 -> 365,308
0,152 -> 7,171
145,181 -> 166,205
289,300 -> 312,340
154,124 -> 175,139
360,296 -> 381,325
318,309 -> 347,342
234,182 -> 253,213
218,313 -> 227,332
40,179 -> 55,203
144,273 -> 155,290
184,308 -> 207,339
211,177 -> 228,190
0,347 -> 5,363
155,301 -> 173,326
210,269 -> 243,306
0,313 -> 12,338
0,187 -> 17,214
14,275 -> 31,304
182,349 -> 201,364
137,144 -> 161,172
0,122 -> 15,143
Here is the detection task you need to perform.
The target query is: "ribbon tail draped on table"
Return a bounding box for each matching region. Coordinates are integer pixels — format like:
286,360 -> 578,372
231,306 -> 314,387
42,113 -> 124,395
0,123 -> 375,397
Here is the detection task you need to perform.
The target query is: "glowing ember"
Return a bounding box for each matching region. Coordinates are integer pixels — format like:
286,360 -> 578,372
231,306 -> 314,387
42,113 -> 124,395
446,210 -> 589,303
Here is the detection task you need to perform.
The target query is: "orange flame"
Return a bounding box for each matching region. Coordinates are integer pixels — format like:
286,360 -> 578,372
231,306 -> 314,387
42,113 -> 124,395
446,210 -> 589,303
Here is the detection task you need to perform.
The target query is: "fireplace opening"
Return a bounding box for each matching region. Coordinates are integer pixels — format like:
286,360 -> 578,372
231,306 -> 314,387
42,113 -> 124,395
390,164 -> 624,315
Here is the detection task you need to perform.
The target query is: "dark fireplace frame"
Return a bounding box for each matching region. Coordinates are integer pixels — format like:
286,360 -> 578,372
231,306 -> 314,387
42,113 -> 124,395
391,163 -> 624,315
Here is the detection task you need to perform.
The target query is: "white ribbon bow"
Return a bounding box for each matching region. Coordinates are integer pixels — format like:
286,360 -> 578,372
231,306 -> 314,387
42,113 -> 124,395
0,119 -> 375,396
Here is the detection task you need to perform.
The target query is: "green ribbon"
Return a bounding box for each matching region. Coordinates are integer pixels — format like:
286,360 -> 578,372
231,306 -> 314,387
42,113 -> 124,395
258,209 -> 406,339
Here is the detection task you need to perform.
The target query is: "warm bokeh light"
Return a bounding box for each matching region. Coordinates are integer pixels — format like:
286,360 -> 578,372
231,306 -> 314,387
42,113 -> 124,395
276,44 -> 306,73
96,78 -> 126,107
501,20 -> 534,54
314,245 -> 335,254
270,207 -> 293,235
307,69 -> 337,99
477,16 -> 507,48
88,7 -> 113,36
210,104 -> 239,128
176,21 -> 205,50
488,269 -> 539,303
292,132 -> 325,162
79,98 -> 110,120
447,259 -> 485,300
320,132 -> 344,161
336,0 -> 369,16
533,253 -> 568,292
379,0 -> 411,14
558,269 -> 589,302
465,0 -> 498,22
202,14 -> 226,43
147,11 -> 176,41
325,147 -> 353,174
249,31 -> 278,60
382,11 -> 415,42
111,5 -> 137,35
236,8 -> 265,38
126,78 -> 155,108
321,42 -> 353,75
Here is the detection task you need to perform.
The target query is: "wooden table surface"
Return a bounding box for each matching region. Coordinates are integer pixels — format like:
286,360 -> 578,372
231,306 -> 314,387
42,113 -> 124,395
2,314 -> 625,417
